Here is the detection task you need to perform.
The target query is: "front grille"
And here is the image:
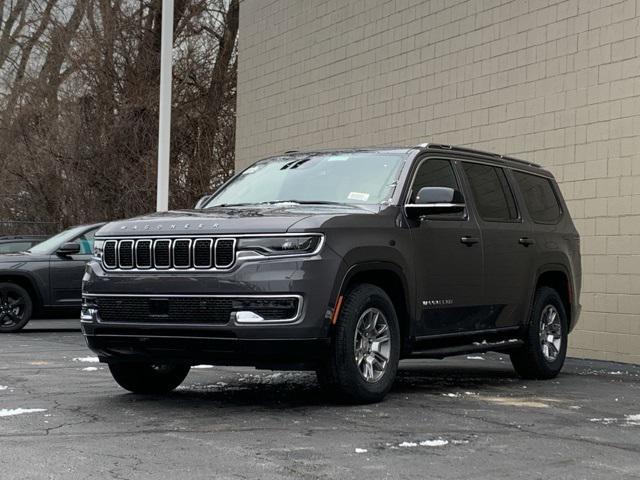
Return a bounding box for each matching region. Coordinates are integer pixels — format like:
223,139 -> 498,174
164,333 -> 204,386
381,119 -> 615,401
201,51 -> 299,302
101,237 -> 237,271
93,296 -> 300,324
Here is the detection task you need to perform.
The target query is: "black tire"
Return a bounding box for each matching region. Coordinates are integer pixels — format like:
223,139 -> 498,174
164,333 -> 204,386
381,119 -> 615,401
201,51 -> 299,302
510,286 -> 568,379
317,284 -> 400,404
108,363 -> 191,394
0,282 -> 33,333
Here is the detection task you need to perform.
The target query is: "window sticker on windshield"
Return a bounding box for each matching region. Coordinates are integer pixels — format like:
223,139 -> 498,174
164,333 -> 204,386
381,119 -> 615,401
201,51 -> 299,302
348,192 -> 370,201
326,155 -> 350,162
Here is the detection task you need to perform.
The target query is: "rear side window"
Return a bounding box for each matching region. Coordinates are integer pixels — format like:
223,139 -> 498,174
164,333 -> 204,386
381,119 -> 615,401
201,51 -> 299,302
461,163 -> 518,222
513,171 -> 562,223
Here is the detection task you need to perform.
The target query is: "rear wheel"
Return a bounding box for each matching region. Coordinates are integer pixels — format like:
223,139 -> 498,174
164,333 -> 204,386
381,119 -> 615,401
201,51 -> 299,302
317,284 -> 400,404
510,286 -> 568,379
0,283 -> 33,333
108,363 -> 191,394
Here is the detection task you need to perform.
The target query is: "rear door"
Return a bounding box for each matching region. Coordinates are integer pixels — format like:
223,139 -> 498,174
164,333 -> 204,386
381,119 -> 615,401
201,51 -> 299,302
459,161 -> 535,328
49,228 -> 98,306
407,157 -> 486,336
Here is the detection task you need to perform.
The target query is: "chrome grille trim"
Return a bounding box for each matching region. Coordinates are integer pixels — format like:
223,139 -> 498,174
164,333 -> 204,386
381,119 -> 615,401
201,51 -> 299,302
118,240 -> 135,269
153,239 -> 172,269
101,237 -> 237,271
135,240 -> 153,269
173,239 -> 192,269
103,240 -> 118,269
192,238 -> 213,269
214,238 -> 236,269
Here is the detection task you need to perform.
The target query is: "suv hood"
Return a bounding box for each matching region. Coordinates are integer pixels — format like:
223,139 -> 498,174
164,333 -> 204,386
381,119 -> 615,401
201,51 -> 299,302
97,204 -> 377,237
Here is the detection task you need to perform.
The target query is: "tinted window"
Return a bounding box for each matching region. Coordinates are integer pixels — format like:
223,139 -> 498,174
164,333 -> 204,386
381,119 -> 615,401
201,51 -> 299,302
462,163 -> 518,222
74,229 -> 97,255
410,159 -> 459,202
513,171 -> 562,223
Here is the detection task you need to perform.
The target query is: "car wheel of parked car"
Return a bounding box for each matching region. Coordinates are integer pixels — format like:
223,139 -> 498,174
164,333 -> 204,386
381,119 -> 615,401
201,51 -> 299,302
510,286 -> 568,379
0,282 -> 33,333
317,284 -> 400,404
108,363 -> 191,394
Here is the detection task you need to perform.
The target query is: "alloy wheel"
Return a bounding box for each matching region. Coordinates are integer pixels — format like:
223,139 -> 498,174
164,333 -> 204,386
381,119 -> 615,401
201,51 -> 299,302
539,305 -> 562,362
354,307 -> 391,383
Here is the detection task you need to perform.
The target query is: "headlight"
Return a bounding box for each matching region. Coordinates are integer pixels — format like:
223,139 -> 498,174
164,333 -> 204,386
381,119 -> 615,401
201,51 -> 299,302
236,235 -> 322,257
92,239 -> 105,261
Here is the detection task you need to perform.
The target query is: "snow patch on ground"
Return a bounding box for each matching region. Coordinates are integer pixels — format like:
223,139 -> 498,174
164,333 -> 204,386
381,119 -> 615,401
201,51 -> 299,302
466,356 -> 485,360
624,414 -> 640,426
355,448 -> 368,453
0,408 -> 47,417
0,386 -> 8,391
72,356 -> 99,363
82,367 -> 98,372
398,438 -> 450,448
192,365 -> 214,369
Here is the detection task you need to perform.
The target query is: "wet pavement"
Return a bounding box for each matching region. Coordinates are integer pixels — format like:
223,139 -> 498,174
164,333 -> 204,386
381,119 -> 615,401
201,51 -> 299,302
1,319 -> 639,479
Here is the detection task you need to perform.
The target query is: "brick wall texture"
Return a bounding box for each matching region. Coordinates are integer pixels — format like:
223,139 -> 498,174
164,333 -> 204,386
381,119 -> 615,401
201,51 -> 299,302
236,0 -> 640,363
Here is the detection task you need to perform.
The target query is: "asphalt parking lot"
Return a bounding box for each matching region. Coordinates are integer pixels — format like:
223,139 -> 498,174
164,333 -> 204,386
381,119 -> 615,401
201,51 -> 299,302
1,320 -> 639,480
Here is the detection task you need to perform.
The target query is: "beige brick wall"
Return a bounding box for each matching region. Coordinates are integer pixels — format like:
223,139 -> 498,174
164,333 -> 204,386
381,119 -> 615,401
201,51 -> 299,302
236,0 -> 640,363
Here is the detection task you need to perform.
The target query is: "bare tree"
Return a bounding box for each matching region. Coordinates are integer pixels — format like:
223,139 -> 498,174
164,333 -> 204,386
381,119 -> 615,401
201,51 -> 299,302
0,0 -> 238,232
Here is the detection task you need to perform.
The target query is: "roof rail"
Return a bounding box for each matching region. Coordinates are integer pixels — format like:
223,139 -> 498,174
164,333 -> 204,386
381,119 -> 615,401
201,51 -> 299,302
413,143 -> 541,168
283,150 -> 299,154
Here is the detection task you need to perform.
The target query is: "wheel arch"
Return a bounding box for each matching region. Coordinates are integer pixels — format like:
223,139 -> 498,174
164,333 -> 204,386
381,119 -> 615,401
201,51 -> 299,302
0,271 -> 43,313
532,265 -> 573,331
334,262 -> 414,356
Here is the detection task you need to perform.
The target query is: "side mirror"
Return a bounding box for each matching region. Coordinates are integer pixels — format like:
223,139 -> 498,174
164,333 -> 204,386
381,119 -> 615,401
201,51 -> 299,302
405,187 -> 465,220
194,194 -> 212,209
56,242 -> 81,256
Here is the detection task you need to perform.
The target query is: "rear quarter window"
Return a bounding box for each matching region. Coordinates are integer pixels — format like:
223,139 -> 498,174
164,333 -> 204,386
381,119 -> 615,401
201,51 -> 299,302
513,171 -> 562,224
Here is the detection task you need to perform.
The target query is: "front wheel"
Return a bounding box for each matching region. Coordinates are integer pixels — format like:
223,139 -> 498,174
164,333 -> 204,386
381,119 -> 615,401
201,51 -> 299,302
317,284 -> 400,404
510,287 -> 568,379
108,363 -> 191,394
0,282 -> 33,333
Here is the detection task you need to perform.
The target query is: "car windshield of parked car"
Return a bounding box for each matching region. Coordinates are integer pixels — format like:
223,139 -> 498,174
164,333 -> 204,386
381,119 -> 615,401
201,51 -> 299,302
27,226 -> 89,255
206,152 -> 407,207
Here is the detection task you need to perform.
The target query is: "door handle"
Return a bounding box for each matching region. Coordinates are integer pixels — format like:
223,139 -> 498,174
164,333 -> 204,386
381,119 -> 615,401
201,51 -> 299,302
460,236 -> 480,246
519,237 -> 535,247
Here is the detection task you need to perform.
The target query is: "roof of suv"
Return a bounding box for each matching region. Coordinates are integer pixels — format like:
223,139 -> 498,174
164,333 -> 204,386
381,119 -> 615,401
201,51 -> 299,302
280,144 -> 549,177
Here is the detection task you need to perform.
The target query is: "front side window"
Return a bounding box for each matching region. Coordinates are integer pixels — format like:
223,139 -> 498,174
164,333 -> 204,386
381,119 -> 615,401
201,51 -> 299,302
206,152 -> 407,207
462,163 -> 518,222
513,171 -> 562,223
75,229 -> 97,255
410,158 -> 459,202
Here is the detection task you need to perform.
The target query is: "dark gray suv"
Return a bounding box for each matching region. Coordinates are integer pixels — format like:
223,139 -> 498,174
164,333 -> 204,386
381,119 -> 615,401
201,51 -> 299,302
82,144 -> 581,403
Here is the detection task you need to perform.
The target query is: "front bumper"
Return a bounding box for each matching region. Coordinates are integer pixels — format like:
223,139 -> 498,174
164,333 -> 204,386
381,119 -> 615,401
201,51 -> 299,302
81,248 -> 343,365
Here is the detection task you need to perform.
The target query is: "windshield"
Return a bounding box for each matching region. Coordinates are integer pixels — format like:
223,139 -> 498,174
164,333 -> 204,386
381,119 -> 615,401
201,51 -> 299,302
27,225 -> 90,254
206,151 -> 407,208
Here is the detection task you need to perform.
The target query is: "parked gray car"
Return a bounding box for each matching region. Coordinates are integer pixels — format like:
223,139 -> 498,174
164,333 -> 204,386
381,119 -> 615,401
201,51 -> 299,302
0,223 -> 104,332
82,144 -> 581,403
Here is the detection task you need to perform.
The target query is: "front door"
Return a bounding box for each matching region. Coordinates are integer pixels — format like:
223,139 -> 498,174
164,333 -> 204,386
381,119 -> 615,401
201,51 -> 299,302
49,228 -> 97,306
408,157 -> 486,336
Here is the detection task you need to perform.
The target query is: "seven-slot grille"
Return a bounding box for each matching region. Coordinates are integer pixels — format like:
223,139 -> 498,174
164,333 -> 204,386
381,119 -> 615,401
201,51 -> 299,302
102,238 -> 237,270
